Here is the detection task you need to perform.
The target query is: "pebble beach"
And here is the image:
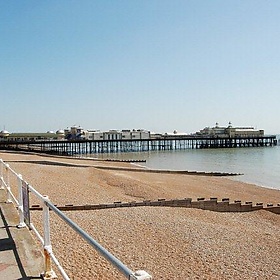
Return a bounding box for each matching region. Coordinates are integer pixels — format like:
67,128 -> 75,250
1,151 -> 280,279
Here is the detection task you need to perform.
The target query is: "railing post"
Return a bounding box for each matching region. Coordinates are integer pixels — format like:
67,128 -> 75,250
17,174 -> 26,228
0,159 -> 4,190
5,164 -> 12,203
42,196 -> 57,280
130,270 -> 153,280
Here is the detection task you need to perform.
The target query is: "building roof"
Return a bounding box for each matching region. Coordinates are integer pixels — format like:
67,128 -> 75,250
8,132 -> 57,137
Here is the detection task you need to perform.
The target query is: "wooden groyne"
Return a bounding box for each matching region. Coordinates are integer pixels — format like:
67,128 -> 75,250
93,166 -> 243,176
4,159 -> 243,176
30,197 -> 280,214
0,135 -> 277,155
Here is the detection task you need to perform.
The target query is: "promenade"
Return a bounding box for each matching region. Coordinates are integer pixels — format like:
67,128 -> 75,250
0,189 -> 44,280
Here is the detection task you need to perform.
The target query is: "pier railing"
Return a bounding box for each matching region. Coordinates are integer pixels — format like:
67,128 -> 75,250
0,159 -> 152,280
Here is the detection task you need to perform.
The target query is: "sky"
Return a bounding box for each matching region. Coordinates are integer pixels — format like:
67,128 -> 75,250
1,1 -> 280,134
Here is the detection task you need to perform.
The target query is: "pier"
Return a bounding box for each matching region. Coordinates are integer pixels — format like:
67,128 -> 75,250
0,135 -> 277,155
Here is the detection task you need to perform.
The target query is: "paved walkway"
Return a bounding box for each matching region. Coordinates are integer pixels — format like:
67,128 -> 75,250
0,189 -> 44,280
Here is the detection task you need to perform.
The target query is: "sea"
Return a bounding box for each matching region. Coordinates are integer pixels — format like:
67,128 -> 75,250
88,135 -> 280,191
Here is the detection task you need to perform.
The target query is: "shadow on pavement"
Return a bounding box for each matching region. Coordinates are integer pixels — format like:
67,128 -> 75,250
0,207 -> 43,280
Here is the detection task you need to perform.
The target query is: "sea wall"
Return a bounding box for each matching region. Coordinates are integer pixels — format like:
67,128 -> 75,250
30,197 -> 280,214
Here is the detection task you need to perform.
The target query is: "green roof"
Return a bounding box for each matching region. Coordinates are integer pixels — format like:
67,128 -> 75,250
8,133 -> 58,137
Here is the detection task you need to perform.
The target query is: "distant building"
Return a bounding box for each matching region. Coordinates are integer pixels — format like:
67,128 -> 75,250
163,130 -> 188,138
196,122 -> 264,138
65,125 -> 88,140
88,129 -> 150,141
0,131 -> 65,141
122,129 -> 150,140
121,130 -> 132,140
0,126 -> 152,141
103,130 -> 122,140
87,130 -> 103,140
0,130 -> 10,138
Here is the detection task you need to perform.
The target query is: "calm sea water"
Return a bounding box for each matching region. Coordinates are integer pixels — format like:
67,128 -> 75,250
89,136 -> 280,190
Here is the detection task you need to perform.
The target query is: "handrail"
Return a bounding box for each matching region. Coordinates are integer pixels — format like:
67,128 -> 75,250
0,158 -> 152,280
46,200 -> 135,278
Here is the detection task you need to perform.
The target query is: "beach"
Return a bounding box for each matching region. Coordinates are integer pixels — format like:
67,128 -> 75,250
1,151 -> 280,279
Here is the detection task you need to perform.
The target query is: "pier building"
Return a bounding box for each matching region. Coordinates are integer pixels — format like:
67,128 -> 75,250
196,122 -> 264,138
0,130 -> 65,141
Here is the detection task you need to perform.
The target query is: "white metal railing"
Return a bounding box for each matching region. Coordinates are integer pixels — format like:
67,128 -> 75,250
0,158 -> 152,280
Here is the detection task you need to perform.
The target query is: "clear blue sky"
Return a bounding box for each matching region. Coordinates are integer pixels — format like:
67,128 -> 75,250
1,1 -> 280,134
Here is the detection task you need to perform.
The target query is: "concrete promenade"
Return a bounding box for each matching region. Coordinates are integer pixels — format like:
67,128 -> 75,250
0,189 -> 44,280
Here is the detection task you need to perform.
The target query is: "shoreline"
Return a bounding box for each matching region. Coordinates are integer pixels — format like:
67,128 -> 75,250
4,149 -> 278,191
1,150 -> 280,204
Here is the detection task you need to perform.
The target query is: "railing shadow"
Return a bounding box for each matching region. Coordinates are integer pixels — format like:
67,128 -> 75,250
0,206 -> 42,280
